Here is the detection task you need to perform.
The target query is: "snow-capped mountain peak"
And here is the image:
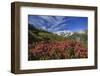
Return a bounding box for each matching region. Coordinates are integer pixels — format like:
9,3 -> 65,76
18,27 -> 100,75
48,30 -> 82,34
53,30 -> 73,37
77,30 -> 86,34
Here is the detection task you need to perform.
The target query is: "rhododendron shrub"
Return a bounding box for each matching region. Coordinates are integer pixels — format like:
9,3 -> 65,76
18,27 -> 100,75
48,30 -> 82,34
28,40 -> 87,60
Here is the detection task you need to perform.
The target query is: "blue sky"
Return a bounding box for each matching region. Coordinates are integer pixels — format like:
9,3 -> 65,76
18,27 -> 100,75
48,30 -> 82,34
28,15 -> 88,32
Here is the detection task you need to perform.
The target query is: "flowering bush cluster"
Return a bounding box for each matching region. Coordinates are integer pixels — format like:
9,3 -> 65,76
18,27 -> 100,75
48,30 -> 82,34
28,40 -> 87,60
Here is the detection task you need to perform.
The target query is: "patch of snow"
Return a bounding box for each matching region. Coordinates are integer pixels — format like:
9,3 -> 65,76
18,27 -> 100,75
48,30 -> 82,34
53,30 -> 73,37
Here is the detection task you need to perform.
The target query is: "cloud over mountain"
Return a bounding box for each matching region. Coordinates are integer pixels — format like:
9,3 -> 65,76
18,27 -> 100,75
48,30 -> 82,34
28,15 -> 88,33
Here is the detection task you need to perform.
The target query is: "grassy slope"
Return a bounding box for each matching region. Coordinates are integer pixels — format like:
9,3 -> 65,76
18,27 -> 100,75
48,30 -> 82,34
66,33 -> 88,47
28,24 -> 67,44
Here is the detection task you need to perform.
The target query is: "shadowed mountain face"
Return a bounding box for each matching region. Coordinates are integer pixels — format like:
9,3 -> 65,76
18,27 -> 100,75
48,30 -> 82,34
28,15 -> 88,33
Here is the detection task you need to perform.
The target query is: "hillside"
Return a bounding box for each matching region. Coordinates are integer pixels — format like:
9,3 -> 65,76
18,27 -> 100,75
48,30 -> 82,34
28,24 -> 67,44
65,30 -> 88,47
28,24 -> 88,60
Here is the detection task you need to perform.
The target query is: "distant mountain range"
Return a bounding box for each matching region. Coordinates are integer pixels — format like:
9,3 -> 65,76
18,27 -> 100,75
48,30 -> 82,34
53,30 -> 73,37
53,30 -> 87,37
29,22 -> 87,38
